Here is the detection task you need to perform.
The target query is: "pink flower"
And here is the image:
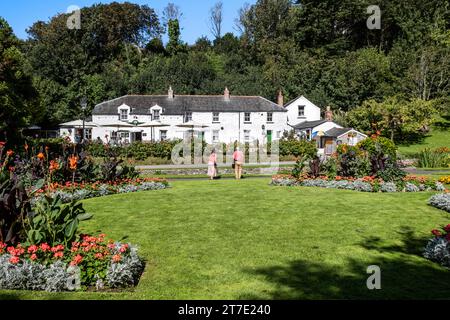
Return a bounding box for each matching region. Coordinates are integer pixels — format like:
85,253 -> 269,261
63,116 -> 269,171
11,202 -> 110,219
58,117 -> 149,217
53,251 -> 64,259
27,245 -> 38,254
9,256 -> 20,264
70,254 -> 83,266
40,243 -> 51,252
30,254 -> 38,261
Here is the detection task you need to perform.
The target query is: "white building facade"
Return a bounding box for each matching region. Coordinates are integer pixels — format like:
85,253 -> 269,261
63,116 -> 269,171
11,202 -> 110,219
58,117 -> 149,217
59,88 -> 367,152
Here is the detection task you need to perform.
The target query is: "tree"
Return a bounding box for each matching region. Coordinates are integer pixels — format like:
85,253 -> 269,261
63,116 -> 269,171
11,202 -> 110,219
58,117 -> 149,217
0,18 -> 38,142
162,2 -> 183,30
209,1 -> 224,40
347,97 -> 437,143
166,19 -> 184,55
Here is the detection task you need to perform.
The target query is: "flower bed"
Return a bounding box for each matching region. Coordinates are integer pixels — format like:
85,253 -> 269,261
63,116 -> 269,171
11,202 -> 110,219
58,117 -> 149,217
271,174 -> 447,193
429,193 -> 450,213
0,234 -> 144,292
31,178 -> 170,205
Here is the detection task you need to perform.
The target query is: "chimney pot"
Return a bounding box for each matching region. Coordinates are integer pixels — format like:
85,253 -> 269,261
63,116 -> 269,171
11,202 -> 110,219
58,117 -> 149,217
168,86 -> 174,99
325,106 -> 333,121
277,90 -> 284,107
224,87 -> 230,101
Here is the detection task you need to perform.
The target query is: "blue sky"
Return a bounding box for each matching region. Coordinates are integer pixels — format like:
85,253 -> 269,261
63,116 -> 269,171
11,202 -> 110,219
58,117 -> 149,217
0,0 -> 255,43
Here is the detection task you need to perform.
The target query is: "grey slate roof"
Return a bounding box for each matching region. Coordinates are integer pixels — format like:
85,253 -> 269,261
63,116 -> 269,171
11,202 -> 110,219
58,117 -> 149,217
93,95 -> 286,115
323,127 -> 366,137
291,120 -> 327,130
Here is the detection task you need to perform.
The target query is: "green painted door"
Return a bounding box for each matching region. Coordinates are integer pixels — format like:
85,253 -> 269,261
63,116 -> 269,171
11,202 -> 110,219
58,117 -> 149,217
267,130 -> 272,143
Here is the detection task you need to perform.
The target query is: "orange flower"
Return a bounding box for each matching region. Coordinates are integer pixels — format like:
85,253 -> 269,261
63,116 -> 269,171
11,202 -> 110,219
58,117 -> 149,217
45,146 -> 49,152
49,160 -> 60,172
37,153 -> 45,160
6,150 -> 13,157
24,143 -> 29,152
0,141 -> 5,149
69,155 -> 78,171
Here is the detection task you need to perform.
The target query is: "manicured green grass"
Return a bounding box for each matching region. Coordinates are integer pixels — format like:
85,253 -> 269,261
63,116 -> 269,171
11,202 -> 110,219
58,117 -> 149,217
398,127 -> 450,157
1,179 -> 450,300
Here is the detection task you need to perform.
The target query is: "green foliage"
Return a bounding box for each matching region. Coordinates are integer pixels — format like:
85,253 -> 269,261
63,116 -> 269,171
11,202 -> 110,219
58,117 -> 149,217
0,18 -> 39,143
26,196 -> 93,246
416,148 -> 450,168
336,145 -> 370,178
280,138 -> 317,158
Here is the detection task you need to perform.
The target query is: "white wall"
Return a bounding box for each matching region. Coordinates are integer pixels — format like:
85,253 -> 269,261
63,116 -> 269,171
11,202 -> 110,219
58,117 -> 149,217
285,96 -> 321,126
90,105 -> 288,144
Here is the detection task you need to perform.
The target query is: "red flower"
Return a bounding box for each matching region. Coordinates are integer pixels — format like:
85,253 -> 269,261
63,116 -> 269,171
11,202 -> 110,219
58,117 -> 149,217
54,251 -> 64,259
94,253 -> 104,260
30,254 -> 38,261
40,243 -> 51,252
432,229 -> 442,237
6,150 -> 14,157
112,254 -> 122,263
9,256 -> 20,264
444,224 -> 450,233
0,141 -> 5,149
27,245 -> 38,254
70,254 -> 83,266
119,244 -> 129,253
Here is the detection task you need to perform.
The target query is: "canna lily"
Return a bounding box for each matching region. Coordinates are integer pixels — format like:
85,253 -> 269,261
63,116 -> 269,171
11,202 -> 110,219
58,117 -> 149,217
37,153 -> 45,160
69,155 -> 78,171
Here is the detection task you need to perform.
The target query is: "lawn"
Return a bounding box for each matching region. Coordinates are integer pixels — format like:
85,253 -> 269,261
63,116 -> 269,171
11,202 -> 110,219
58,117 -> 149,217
398,126 -> 450,157
1,179 -> 450,300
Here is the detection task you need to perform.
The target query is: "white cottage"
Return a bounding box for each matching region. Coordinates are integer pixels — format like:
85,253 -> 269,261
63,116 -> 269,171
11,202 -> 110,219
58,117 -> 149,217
71,88 -> 288,145
59,88 -> 367,155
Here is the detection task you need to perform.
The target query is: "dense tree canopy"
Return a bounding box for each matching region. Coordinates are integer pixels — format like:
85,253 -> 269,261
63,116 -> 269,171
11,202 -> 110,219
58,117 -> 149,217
0,18 -> 38,142
0,0 -> 448,142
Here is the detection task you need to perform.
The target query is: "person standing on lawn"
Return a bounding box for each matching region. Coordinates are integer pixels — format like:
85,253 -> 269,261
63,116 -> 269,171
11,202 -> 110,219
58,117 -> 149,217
208,149 -> 218,180
233,147 -> 244,180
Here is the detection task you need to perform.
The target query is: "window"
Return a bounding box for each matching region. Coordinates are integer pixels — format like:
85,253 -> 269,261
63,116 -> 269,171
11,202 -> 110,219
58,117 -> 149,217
244,112 -> 251,122
84,129 -> 92,141
212,130 -> 219,143
119,109 -> 128,121
160,130 -> 167,141
305,129 -> 311,140
267,112 -> 273,122
153,110 -> 160,121
119,132 -> 130,139
298,106 -> 305,117
244,130 -> 251,142
111,131 -> 118,141
213,112 -> 220,123
184,112 -> 192,123
276,131 -> 281,139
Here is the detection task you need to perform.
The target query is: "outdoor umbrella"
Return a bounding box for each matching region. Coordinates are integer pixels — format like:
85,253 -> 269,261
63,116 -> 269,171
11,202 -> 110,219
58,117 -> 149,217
139,121 -> 170,141
176,121 -> 209,140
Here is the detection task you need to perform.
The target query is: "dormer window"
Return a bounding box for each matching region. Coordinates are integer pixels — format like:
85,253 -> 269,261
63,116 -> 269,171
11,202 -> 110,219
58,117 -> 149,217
119,109 -> 128,121
153,110 -> 160,121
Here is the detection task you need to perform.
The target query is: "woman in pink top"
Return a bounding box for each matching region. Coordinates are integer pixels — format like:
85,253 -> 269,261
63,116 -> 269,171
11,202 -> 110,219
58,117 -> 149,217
207,149 -> 217,180
233,147 -> 244,180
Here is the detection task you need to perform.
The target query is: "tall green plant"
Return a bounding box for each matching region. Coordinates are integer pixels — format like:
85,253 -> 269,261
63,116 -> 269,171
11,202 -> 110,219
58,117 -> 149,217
26,196 -> 93,246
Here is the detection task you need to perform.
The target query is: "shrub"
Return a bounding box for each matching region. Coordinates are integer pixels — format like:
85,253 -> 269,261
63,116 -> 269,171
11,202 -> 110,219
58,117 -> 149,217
429,193 -> 450,213
405,182 -> 420,192
424,224 -> 450,268
337,145 -> 370,177
380,182 -> 397,192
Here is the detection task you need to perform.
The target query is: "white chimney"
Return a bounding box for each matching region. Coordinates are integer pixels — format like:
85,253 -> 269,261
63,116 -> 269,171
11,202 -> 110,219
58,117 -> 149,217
168,86 -> 174,99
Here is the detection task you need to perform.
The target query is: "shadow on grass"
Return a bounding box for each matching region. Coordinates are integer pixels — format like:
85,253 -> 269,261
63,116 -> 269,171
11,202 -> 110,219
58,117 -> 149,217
241,228 -> 450,299
360,227 -> 429,257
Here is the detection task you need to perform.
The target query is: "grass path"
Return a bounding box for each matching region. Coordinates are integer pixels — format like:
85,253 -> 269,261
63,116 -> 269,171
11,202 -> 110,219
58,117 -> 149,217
1,179 -> 449,300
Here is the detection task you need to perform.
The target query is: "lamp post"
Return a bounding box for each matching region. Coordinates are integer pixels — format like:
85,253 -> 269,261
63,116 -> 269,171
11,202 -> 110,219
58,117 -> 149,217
80,97 -> 87,144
